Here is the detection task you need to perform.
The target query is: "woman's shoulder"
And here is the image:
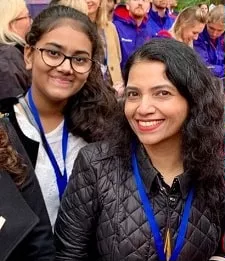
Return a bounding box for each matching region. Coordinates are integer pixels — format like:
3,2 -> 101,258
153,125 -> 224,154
77,139 -> 131,166
79,141 -> 119,161
105,21 -> 118,34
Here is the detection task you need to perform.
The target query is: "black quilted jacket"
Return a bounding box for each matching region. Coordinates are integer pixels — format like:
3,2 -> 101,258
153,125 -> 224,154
55,142 -> 224,261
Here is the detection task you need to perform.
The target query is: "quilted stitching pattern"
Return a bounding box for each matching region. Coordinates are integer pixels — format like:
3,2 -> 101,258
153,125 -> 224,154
55,142 -> 224,261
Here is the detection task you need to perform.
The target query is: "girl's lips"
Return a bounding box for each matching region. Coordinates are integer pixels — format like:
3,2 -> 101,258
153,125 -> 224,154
136,120 -> 164,132
50,76 -> 73,87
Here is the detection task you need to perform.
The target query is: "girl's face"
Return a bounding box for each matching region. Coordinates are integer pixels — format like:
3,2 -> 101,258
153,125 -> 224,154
181,22 -> 205,44
25,23 -> 92,104
10,7 -> 32,40
125,61 -> 188,149
85,0 -> 101,16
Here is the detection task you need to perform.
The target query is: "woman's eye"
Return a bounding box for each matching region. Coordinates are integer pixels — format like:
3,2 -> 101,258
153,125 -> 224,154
157,90 -> 171,96
126,91 -> 139,98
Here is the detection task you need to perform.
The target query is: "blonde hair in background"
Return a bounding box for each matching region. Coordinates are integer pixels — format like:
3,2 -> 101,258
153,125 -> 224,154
50,0 -> 88,15
208,4 -> 224,24
171,6 -> 208,41
95,0 -> 108,28
0,0 -> 27,46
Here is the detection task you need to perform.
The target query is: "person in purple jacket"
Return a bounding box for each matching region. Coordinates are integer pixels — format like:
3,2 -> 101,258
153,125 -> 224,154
194,5 -> 224,79
147,0 -> 175,37
113,0 -> 151,71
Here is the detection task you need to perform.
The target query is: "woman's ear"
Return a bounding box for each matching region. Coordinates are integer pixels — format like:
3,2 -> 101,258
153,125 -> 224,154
24,45 -> 33,70
8,20 -> 17,34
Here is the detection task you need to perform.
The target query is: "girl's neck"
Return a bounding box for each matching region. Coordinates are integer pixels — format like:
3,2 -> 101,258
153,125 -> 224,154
143,135 -> 184,186
28,89 -> 66,133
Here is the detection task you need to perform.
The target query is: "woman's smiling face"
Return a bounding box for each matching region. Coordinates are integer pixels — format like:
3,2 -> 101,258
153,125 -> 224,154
125,60 -> 189,148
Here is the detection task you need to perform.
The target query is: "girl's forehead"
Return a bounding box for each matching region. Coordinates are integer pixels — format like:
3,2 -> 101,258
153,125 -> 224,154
36,25 -> 92,54
39,24 -> 88,42
40,18 -> 85,36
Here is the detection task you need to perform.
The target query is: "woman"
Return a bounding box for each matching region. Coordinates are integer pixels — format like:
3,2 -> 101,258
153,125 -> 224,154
194,5 -> 224,79
0,5 -> 117,228
55,38 -> 224,261
0,0 -> 32,100
0,118 -> 54,261
85,0 -> 124,94
158,6 -> 208,47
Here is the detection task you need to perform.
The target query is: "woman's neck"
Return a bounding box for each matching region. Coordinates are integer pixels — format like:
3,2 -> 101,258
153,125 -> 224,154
89,12 -> 97,23
143,136 -> 184,186
28,89 -> 66,133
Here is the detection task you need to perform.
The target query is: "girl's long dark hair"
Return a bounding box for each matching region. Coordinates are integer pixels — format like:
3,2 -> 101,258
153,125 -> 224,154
110,38 -> 224,207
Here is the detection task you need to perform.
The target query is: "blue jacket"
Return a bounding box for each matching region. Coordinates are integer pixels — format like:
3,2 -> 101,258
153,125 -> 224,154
147,8 -> 175,37
194,27 -> 224,79
113,5 -> 152,70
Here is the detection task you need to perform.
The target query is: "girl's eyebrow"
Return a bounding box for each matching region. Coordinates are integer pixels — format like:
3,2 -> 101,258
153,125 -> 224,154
44,42 -> 91,56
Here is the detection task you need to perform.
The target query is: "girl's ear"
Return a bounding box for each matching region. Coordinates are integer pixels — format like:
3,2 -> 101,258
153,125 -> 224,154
24,45 -> 34,70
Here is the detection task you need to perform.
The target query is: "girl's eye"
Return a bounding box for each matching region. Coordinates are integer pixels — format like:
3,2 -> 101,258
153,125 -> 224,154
73,56 -> 88,64
46,50 -> 61,57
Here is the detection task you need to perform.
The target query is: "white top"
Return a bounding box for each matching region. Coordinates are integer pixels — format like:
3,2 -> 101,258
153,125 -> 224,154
14,105 -> 87,228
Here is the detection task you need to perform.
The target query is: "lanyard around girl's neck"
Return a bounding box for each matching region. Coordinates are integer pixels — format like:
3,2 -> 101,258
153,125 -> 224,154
27,89 -> 68,200
131,143 -> 194,261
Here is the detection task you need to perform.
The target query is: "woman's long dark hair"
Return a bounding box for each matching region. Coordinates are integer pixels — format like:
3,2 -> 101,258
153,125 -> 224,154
110,38 -> 224,207
25,5 -> 117,142
0,126 -> 26,186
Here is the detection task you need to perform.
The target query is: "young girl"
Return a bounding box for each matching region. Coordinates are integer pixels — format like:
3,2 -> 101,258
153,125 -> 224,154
1,5 -> 117,228
55,38 -> 224,261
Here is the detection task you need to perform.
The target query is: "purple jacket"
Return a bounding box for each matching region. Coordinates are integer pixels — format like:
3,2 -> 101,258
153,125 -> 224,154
147,8 -> 175,37
113,5 -> 152,70
194,27 -> 224,79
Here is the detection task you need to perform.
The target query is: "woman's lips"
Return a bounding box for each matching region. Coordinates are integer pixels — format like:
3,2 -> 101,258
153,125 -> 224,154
137,120 -> 164,131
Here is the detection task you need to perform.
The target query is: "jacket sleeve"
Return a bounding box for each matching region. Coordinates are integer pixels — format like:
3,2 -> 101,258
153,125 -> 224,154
193,40 -> 224,78
55,147 -> 99,261
209,197 -> 225,260
1,118 -> 55,261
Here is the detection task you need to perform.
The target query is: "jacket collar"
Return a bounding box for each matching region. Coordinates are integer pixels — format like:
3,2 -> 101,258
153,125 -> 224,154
135,142 -> 193,199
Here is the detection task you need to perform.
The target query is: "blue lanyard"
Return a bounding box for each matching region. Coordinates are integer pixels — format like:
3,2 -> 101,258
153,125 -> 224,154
28,89 -> 68,200
132,147 -> 194,261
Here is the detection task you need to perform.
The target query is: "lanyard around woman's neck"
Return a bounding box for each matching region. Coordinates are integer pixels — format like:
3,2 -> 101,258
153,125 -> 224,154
27,88 -> 68,200
131,143 -> 194,261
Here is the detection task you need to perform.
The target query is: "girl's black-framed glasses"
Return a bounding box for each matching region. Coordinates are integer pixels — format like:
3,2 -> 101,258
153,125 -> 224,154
32,46 -> 95,74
